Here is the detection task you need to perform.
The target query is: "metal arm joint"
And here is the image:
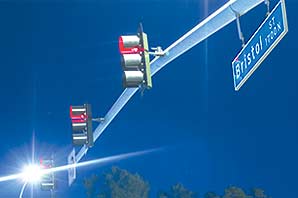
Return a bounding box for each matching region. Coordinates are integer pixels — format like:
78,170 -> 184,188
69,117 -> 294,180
148,46 -> 166,56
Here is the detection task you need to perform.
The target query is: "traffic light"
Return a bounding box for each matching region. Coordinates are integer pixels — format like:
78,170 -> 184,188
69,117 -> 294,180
40,159 -> 55,191
119,23 -> 152,89
70,104 -> 93,147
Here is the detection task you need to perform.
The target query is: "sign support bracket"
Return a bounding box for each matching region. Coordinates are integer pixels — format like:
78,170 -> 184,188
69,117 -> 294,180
265,0 -> 270,16
230,6 -> 245,47
232,0 -> 288,91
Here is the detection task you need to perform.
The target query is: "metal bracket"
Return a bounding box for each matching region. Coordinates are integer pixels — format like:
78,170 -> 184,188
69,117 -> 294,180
148,46 -> 166,56
230,6 -> 245,47
92,117 -> 105,122
265,0 -> 270,16
139,85 -> 145,97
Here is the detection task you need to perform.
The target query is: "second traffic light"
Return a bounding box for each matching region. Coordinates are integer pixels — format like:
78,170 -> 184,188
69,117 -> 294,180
70,104 -> 93,147
119,23 -> 152,89
40,159 -> 55,191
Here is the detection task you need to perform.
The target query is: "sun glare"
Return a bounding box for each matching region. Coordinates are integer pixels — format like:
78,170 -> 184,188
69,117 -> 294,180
22,164 -> 42,183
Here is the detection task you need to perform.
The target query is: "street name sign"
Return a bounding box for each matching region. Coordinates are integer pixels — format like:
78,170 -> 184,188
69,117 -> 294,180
67,148 -> 76,186
232,0 -> 288,91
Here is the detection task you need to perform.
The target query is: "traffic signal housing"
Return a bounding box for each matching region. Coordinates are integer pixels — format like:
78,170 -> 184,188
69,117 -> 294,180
119,23 -> 152,89
70,104 -> 93,147
40,159 -> 55,191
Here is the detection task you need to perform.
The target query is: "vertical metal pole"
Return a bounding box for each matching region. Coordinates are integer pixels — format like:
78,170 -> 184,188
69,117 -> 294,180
19,182 -> 28,198
86,104 -> 94,147
51,154 -> 55,198
51,189 -> 55,198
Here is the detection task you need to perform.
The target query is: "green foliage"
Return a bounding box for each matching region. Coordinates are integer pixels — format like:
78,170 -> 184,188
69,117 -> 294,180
97,193 -> 107,198
204,191 -> 221,198
223,186 -> 247,198
158,191 -> 170,198
171,183 -> 197,198
83,167 -> 270,198
104,166 -> 150,198
158,183 -> 197,198
251,188 -> 268,198
83,174 -> 99,198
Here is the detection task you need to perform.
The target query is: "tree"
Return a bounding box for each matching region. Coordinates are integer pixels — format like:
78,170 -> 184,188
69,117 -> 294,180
251,188 -> 268,198
100,166 -> 149,198
83,167 -> 270,198
83,174 -> 99,198
204,191 -> 221,198
158,183 -> 197,198
223,186 -> 247,198
84,167 -> 149,198
158,191 -> 170,198
172,183 -> 197,198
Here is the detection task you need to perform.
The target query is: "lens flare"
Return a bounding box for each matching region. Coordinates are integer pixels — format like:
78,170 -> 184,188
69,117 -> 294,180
21,164 -> 42,183
0,148 -> 161,183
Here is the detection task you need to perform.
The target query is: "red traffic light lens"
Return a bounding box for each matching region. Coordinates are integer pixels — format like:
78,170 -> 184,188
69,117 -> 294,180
119,36 -> 144,54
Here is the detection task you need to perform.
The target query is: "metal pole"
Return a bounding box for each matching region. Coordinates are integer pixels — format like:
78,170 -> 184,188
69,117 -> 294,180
19,182 -> 28,198
51,189 -> 55,198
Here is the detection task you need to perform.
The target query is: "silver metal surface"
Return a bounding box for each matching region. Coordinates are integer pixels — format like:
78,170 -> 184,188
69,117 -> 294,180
123,70 -> 144,87
121,54 -> 142,69
120,35 -> 140,48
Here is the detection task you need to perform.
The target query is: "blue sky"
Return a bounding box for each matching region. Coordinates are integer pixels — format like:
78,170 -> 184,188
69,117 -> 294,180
0,0 -> 297,197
